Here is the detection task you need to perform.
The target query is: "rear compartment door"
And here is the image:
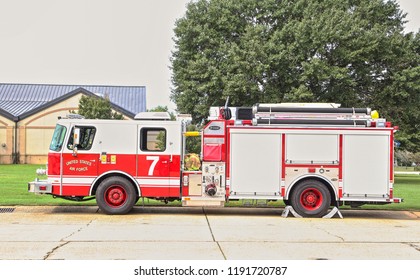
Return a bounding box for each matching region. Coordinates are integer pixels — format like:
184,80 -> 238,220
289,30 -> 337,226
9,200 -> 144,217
342,134 -> 390,197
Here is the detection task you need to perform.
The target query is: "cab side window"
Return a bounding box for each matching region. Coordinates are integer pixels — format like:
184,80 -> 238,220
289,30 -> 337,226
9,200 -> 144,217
140,128 -> 166,152
67,126 -> 96,150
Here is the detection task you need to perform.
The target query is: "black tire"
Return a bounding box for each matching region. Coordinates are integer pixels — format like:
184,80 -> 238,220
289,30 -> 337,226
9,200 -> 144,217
96,176 -> 137,215
290,179 -> 331,217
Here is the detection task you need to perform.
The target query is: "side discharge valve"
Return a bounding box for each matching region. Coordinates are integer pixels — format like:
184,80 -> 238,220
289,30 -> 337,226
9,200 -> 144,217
205,184 -> 217,196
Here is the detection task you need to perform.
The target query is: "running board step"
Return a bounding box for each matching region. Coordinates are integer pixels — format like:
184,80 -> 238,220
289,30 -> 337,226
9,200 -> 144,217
182,198 -> 224,207
242,199 -> 268,206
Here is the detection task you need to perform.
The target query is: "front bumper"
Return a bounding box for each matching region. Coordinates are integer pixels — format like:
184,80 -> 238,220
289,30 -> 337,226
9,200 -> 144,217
28,179 -> 52,194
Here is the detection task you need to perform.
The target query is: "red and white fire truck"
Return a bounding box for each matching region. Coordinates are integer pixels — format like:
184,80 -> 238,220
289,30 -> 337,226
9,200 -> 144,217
28,103 -> 402,217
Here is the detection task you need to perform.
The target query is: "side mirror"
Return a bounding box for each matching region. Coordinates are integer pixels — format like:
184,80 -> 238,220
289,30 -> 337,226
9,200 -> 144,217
72,127 -> 80,157
73,128 -> 80,145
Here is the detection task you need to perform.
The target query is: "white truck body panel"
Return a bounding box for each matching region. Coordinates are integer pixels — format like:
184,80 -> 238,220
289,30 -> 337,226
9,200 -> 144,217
343,134 -> 390,197
286,134 -> 339,164
227,127 -> 394,202
230,130 -> 282,196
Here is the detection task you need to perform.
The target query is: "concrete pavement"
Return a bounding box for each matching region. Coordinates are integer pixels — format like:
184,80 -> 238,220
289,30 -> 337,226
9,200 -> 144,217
0,206 -> 419,260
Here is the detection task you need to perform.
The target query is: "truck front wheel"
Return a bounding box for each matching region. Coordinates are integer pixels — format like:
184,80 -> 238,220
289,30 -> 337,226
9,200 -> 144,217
290,179 -> 331,218
96,176 -> 137,215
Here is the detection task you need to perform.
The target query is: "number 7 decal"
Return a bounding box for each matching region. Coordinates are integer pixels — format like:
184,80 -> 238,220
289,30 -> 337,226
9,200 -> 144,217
146,156 -> 159,176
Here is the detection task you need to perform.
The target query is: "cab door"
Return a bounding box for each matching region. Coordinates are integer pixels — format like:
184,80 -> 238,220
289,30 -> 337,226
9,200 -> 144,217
137,122 -> 182,197
61,125 -> 99,196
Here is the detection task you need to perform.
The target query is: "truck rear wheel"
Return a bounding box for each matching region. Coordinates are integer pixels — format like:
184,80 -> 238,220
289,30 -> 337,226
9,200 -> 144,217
96,176 -> 137,215
290,179 -> 331,217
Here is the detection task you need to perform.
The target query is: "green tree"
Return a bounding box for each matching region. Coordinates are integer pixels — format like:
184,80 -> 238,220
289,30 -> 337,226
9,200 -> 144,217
148,105 -> 176,120
185,123 -> 201,154
171,0 -> 420,150
148,106 -> 201,153
76,95 -> 124,119
377,32 -> 420,152
147,106 -> 174,151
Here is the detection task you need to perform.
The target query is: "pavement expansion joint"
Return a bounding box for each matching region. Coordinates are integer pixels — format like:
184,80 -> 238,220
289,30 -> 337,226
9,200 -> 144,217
409,211 -> 420,219
44,241 -> 70,260
406,243 -> 420,252
311,224 -> 345,242
202,207 -> 216,242
202,207 -> 227,260
62,219 -> 95,241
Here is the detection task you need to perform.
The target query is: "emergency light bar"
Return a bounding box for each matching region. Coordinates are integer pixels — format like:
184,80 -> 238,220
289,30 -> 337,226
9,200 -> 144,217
134,112 -> 172,120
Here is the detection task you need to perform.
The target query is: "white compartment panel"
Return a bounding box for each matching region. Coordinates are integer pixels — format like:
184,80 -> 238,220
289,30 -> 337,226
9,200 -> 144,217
286,134 -> 338,164
343,135 -> 389,196
230,132 -> 281,194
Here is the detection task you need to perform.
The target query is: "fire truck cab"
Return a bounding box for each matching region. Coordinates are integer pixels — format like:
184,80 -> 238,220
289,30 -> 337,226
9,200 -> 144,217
29,104 -> 402,217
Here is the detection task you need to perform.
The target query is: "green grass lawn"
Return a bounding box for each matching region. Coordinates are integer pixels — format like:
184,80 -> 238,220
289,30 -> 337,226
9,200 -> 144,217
1,164 -> 419,210
394,166 -> 417,172
0,164 -> 180,207
0,164 -> 93,206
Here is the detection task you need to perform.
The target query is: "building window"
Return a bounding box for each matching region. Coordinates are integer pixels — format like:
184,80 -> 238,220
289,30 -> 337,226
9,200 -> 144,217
140,128 -> 166,152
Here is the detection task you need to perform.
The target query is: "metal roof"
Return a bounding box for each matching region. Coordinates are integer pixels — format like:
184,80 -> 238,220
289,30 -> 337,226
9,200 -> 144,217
0,83 -> 146,120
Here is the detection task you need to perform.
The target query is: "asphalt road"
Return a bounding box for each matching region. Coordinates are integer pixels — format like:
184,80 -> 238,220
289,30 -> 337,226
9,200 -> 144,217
0,206 -> 419,260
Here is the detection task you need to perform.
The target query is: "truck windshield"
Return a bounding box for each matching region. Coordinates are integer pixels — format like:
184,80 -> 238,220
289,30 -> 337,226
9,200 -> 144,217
49,124 -> 67,152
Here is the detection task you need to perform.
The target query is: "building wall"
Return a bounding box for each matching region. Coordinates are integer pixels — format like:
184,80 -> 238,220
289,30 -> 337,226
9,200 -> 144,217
17,92 -> 132,164
18,93 -> 82,164
0,115 -> 15,164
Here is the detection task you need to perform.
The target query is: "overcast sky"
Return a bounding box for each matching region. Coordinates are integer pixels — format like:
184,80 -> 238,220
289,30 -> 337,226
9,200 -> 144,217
0,0 -> 418,112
